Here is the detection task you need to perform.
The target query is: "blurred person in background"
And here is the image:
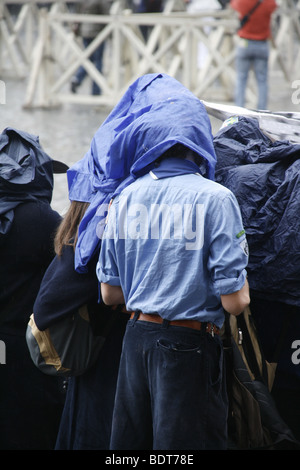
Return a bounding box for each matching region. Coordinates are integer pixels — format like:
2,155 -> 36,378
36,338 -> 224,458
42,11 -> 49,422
230,0 -> 277,110
70,0 -> 111,95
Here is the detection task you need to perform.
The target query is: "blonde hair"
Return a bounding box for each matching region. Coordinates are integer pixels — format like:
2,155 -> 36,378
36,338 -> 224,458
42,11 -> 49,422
54,200 -> 90,256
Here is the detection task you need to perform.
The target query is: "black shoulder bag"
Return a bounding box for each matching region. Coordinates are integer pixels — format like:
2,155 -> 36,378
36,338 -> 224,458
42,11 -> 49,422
238,0 -> 263,31
223,307 -> 300,449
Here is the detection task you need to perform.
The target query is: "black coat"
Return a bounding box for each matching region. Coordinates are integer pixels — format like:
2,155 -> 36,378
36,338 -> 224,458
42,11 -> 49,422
34,244 -> 128,450
0,202 -> 64,450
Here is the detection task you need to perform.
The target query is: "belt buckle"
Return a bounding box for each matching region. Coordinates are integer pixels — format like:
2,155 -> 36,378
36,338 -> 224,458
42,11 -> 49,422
206,323 -> 215,337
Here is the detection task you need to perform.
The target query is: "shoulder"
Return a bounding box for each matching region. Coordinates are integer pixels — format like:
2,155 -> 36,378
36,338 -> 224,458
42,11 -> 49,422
229,0 -> 242,11
117,172 -> 234,196
174,173 -> 234,199
14,201 -> 61,226
266,0 -> 278,12
13,202 -> 61,249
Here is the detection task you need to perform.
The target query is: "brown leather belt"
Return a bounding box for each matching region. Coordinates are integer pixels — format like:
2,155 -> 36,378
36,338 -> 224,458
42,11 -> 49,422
130,312 -> 219,336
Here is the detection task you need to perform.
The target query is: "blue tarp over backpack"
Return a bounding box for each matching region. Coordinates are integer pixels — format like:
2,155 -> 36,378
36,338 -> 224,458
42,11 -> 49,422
214,116 -> 300,307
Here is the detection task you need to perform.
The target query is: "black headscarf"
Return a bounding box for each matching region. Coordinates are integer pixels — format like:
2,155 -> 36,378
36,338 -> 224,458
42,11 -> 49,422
0,127 -> 68,236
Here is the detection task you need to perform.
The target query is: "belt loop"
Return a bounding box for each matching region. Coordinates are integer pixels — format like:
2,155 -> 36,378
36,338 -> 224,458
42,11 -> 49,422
132,310 -> 140,325
162,319 -> 169,329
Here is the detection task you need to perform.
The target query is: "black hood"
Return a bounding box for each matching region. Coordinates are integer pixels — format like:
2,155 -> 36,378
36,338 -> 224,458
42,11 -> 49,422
0,127 -> 68,236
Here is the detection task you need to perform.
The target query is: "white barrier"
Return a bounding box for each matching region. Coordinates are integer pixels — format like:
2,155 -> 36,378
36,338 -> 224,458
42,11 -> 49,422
1,1 -> 299,108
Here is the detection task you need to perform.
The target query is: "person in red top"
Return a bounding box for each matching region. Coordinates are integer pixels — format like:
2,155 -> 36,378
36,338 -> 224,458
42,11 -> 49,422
230,0 -> 277,109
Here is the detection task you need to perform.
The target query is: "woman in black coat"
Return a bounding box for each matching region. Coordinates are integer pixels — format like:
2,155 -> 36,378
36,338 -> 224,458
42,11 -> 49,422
33,200 -> 128,449
0,128 -> 67,449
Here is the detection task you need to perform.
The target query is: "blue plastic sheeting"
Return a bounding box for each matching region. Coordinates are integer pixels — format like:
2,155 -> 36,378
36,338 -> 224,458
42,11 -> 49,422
67,73 -> 217,272
214,116 -> 300,307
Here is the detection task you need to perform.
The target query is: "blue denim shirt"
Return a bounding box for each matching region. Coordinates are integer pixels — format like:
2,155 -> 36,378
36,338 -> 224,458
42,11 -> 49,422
97,158 -> 248,328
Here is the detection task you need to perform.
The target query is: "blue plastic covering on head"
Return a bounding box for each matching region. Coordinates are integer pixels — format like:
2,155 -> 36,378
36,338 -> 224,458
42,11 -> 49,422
67,73 -> 217,272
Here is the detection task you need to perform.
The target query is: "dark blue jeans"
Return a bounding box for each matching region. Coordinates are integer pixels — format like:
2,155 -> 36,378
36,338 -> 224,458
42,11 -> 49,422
110,315 -> 228,450
235,39 -> 269,110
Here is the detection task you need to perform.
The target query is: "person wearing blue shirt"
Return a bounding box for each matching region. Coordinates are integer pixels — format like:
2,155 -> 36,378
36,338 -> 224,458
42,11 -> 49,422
98,144 -> 250,449
65,72 -> 249,449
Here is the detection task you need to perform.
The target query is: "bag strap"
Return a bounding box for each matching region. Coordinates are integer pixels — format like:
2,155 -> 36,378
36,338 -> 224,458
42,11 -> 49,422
236,311 -> 268,384
238,0 -> 263,31
223,309 -> 268,384
224,305 -> 295,385
223,310 -> 232,347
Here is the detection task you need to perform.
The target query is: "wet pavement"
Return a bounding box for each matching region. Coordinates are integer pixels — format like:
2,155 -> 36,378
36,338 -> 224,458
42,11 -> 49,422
0,78 -> 110,214
0,74 -> 298,214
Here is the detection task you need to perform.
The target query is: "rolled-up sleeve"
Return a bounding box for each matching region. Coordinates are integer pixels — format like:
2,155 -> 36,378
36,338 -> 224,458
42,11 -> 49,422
97,226 -> 121,286
208,191 -> 249,295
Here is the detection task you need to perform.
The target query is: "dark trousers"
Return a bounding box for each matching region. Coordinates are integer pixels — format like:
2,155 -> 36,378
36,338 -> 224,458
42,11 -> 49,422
110,315 -> 228,450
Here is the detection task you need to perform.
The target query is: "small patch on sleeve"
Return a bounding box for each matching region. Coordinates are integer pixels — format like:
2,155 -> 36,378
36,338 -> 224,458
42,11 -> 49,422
236,229 -> 245,239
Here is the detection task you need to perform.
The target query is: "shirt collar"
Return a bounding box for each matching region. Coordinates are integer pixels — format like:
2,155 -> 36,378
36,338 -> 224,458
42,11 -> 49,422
149,157 -> 202,180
